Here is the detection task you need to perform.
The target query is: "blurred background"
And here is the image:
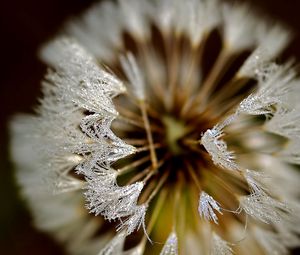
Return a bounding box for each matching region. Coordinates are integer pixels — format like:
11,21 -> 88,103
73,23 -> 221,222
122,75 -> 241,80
0,0 -> 300,254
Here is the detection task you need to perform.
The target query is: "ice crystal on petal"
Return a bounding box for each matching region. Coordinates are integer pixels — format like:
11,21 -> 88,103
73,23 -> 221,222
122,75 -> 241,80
238,93 -> 278,116
42,39 -> 125,97
240,194 -> 290,224
244,169 -> 269,196
104,183 -> 144,220
116,204 -> 147,236
79,162 -> 117,185
85,180 -> 144,221
80,114 -> 136,161
201,126 -> 239,171
159,231 -> 178,255
238,63 -> 295,115
198,191 -> 223,224
211,233 -> 233,255
42,39 -> 125,116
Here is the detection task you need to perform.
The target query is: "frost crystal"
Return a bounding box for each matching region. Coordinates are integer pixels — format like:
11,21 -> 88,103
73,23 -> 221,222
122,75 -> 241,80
198,191 -> 222,224
244,169 -> 268,196
116,204 -> 147,235
211,233 -> 233,255
79,114 -> 136,161
240,194 -> 290,224
85,180 -> 144,221
238,63 -> 295,115
201,127 -> 239,171
159,231 -> 178,255
43,39 -> 125,116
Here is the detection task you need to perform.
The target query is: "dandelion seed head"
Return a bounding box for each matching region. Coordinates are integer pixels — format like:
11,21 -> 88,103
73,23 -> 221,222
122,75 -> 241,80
10,0 -> 300,254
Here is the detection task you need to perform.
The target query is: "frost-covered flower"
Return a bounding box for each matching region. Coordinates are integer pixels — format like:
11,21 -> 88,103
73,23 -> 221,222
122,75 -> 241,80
10,0 -> 300,254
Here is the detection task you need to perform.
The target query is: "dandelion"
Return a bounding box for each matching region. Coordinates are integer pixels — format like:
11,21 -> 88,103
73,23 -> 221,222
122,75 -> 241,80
10,0 -> 300,254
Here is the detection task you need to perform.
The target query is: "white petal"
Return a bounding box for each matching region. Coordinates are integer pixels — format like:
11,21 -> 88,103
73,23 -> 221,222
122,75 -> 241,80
98,232 -> 126,255
160,231 -> 178,255
120,52 -> 145,100
265,108 -> 300,139
65,1 -> 122,61
238,63 -> 296,115
118,0 -> 152,40
222,3 -> 258,50
211,232 -> 233,255
176,0 -> 220,46
253,228 -> 289,255
278,138 -> 300,164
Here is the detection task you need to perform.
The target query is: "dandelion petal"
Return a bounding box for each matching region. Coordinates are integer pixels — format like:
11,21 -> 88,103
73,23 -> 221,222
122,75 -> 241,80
201,127 -> 239,171
211,233 -> 233,255
98,232 -> 126,255
198,191 -> 222,224
160,231 -> 178,255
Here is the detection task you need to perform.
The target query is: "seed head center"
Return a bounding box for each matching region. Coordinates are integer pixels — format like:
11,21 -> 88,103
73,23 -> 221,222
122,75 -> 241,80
162,115 -> 189,155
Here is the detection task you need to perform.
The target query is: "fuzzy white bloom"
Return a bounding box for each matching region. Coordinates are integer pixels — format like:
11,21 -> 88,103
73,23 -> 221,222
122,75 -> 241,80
10,0 -> 300,254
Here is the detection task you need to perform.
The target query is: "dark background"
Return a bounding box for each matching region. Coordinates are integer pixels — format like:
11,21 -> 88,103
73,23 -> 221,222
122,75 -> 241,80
0,0 -> 300,254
